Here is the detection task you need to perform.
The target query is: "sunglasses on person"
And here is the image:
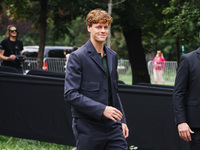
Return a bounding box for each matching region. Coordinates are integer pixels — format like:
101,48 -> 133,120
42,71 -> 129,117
10,30 -> 18,33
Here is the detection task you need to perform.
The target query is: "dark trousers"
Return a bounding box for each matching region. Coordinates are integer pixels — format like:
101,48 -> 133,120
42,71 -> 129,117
72,117 -> 128,150
190,128 -> 200,150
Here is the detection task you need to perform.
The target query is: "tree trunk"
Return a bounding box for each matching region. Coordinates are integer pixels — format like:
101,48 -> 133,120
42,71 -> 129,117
37,0 -> 48,69
123,28 -> 150,85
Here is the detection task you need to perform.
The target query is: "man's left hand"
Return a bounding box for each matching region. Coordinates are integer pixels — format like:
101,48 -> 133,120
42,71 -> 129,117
122,123 -> 129,138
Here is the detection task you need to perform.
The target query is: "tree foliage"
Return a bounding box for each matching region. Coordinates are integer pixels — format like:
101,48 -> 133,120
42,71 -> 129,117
1,0 -> 92,68
163,0 -> 200,39
162,0 -> 200,60
163,0 -> 200,51
3,0 -> 194,84
110,0 -> 171,84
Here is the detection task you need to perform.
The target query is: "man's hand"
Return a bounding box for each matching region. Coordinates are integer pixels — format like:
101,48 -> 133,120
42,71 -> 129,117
103,106 -> 122,122
9,54 -> 16,61
178,122 -> 194,141
122,123 -> 129,138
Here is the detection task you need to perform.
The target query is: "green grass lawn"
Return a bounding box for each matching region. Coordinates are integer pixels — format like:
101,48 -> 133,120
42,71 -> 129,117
0,135 -> 139,150
118,74 -> 132,85
0,135 -> 75,150
118,70 -> 175,86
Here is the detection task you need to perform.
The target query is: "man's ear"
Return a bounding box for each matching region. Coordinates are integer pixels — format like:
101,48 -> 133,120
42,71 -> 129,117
87,25 -> 91,32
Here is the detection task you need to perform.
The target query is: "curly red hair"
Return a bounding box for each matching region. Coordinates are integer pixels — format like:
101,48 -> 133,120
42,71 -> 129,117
86,9 -> 113,27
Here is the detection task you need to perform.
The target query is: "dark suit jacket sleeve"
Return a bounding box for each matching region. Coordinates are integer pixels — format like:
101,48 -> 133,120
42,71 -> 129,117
117,93 -> 126,123
64,53 -> 106,120
115,56 -> 126,123
173,55 -> 189,125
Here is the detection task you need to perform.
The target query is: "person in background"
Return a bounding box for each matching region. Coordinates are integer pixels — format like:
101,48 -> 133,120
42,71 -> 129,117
64,9 -> 128,150
64,46 -> 78,69
66,46 -> 78,61
173,47 -> 200,150
153,50 -> 165,84
0,25 -> 24,73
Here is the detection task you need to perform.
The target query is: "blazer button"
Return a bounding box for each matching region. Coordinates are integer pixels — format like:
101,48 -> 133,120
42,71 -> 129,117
103,76 -> 106,79
104,90 -> 107,92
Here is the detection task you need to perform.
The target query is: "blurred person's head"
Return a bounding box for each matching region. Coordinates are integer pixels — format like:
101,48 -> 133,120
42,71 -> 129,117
72,46 -> 78,52
156,50 -> 163,57
6,25 -> 18,39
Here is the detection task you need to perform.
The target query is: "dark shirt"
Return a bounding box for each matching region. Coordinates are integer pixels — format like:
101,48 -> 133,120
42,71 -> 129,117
99,51 -> 113,106
1,39 -> 23,69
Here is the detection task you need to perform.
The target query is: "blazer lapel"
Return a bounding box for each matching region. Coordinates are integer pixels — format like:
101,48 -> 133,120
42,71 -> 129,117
86,40 -> 106,73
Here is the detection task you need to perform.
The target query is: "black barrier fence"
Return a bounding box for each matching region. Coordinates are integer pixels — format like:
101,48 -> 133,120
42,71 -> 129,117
0,70 -> 189,150
119,84 -> 189,150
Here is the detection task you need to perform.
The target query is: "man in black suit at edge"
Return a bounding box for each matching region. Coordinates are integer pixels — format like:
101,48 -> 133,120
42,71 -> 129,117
173,47 -> 200,150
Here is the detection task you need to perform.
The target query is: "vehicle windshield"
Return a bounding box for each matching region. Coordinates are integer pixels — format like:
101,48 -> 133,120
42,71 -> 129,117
47,49 -> 65,58
23,51 -> 38,57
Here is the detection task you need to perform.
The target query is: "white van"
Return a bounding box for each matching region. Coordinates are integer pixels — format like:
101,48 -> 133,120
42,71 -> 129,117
22,46 -> 73,58
22,46 -> 73,72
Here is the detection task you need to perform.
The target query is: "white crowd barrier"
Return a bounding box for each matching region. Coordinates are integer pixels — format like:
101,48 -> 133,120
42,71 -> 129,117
21,57 -> 66,73
23,57 -> 132,74
117,59 -> 131,75
23,57 -> 37,72
0,57 -> 178,85
148,61 -> 177,85
43,58 -> 66,72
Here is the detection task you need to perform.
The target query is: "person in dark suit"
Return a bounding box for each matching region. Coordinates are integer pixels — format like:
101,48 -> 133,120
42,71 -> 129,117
64,9 -> 129,150
173,48 -> 200,150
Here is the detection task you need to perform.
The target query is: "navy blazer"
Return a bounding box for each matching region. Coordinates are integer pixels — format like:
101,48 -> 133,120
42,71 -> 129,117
173,47 -> 200,128
64,40 -> 126,123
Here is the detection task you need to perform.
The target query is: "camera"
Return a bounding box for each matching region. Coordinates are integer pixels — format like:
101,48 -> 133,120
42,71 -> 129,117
16,55 -> 26,61
16,55 -> 26,68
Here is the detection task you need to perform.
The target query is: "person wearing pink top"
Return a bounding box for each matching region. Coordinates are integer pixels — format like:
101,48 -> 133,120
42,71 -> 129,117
153,50 -> 165,84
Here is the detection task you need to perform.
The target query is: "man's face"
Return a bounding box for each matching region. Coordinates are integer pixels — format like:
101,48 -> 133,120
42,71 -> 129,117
9,27 -> 18,38
88,23 -> 109,43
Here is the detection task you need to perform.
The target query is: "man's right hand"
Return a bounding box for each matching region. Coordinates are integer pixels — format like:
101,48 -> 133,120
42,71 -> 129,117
178,122 -> 194,141
103,106 -> 122,122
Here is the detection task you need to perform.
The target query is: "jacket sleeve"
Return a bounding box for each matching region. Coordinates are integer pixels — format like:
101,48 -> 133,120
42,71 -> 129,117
115,55 -> 126,124
64,53 -> 106,120
173,55 -> 189,125
117,93 -> 126,123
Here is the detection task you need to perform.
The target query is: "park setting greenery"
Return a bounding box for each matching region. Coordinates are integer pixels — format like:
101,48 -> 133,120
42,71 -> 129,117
0,0 -> 200,148
0,135 -> 75,150
0,0 -> 199,85
0,135 -> 138,150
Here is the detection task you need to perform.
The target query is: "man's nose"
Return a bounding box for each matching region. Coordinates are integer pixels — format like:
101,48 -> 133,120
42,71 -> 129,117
101,27 -> 106,32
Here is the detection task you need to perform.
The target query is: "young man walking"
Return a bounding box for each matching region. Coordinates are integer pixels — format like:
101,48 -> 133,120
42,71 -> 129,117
64,9 -> 129,150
